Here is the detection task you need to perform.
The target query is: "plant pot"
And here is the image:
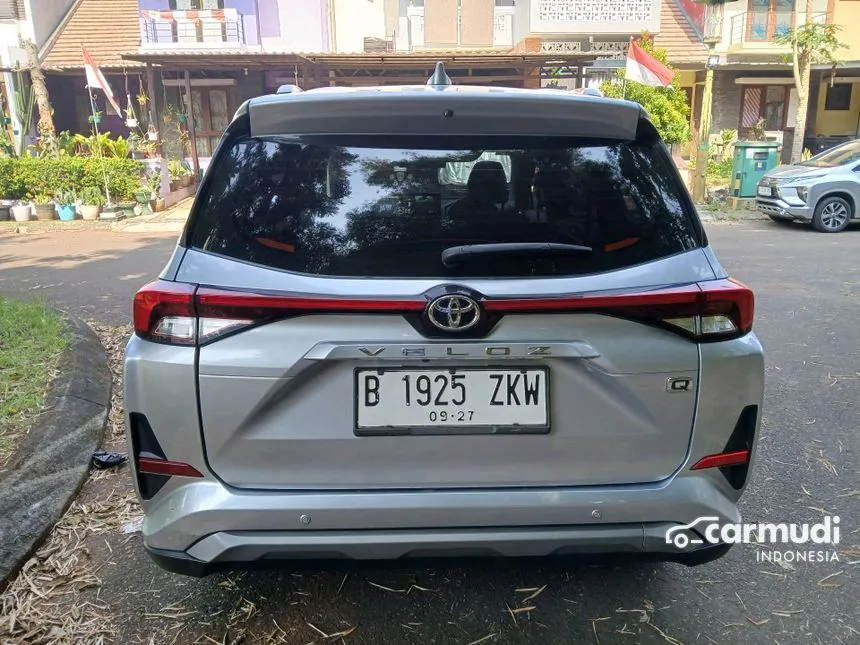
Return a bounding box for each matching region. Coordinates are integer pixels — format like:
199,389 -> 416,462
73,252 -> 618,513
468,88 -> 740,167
132,151 -> 145,160
34,204 -> 56,221
0,204 -> 10,221
81,205 -> 101,220
58,204 -> 77,221
134,190 -> 152,205
153,197 -> 166,212
11,205 -> 31,222
169,180 -> 178,192
117,201 -> 137,218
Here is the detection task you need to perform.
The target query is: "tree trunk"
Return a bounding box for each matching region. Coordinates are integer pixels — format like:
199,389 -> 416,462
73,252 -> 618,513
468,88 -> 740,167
21,38 -> 58,157
789,0 -> 816,163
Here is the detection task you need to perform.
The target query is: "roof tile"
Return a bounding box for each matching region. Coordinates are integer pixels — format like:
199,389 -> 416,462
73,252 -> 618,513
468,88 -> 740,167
653,0 -> 708,66
42,0 -> 142,69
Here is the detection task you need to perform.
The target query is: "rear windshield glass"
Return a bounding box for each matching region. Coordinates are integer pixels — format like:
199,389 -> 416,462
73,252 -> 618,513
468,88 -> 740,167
188,135 -> 699,278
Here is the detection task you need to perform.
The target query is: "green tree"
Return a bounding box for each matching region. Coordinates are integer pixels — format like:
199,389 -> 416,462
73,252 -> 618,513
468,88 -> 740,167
774,1 -> 845,163
600,33 -> 691,145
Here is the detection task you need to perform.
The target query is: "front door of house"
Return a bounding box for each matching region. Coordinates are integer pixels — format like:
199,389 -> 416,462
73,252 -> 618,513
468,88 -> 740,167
190,88 -> 230,157
747,0 -> 794,41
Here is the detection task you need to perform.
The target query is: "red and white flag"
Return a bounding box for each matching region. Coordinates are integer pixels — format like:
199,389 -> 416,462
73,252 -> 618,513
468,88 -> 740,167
82,47 -> 123,116
625,38 -> 674,88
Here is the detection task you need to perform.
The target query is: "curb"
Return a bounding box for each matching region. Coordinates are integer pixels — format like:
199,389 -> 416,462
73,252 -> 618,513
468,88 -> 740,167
699,211 -> 770,223
0,314 -> 111,584
115,221 -> 185,234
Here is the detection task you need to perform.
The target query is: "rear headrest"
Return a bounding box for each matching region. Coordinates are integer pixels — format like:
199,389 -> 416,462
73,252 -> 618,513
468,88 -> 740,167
467,161 -> 508,204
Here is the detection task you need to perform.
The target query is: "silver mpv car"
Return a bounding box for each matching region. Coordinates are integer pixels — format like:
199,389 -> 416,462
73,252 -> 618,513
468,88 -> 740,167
756,138 -> 860,232
125,69 -> 764,576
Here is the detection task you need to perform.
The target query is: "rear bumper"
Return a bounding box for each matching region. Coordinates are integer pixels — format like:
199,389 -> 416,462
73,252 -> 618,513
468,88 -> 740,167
756,198 -> 813,221
141,473 -> 742,575
145,526 -> 734,577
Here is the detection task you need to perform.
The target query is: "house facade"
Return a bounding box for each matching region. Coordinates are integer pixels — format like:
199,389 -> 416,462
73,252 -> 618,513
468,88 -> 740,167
705,0 -> 859,160
1,0 -> 77,150
32,0 -> 860,183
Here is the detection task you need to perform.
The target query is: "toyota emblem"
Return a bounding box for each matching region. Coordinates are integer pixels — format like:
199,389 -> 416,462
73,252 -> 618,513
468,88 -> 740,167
427,295 -> 481,332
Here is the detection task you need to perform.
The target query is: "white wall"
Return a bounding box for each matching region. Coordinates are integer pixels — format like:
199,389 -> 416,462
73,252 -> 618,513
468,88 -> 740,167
27,0 -> 76,47
333,0 -> 385,53
525,0 -> 660,37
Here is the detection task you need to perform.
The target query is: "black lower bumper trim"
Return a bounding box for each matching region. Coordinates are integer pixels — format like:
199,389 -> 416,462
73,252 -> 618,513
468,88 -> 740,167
144,542 -> 733,578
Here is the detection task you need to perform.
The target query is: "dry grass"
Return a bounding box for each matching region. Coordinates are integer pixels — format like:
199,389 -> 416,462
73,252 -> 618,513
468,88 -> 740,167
0,324 -> 134,645
0,487 -> 139,643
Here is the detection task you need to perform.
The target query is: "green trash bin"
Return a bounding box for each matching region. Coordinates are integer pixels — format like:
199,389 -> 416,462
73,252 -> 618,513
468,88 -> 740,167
730,141 -> 781,198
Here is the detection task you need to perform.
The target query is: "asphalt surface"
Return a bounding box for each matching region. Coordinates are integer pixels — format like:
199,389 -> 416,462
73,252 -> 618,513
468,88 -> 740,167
0,221 -> 858,644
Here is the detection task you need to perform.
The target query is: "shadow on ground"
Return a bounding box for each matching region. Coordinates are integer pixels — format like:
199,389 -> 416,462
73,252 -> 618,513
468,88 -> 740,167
0,231 -> 177,325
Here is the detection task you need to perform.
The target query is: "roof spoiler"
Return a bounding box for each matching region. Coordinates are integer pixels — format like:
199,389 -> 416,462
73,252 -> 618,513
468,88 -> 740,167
276,84 -> 303,95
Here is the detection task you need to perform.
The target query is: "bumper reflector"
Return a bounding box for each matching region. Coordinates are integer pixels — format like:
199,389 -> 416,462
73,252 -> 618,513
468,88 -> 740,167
137,457 -> 203,478
690,449 -> 750,470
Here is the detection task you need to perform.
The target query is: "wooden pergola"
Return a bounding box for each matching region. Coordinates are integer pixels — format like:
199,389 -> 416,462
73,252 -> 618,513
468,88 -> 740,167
121,49 -> 600,89
121,49 -> 600,178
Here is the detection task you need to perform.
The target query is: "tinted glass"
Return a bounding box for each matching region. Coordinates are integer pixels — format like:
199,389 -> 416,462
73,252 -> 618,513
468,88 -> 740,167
189,135 -> 699,278
801,140 -> 860,168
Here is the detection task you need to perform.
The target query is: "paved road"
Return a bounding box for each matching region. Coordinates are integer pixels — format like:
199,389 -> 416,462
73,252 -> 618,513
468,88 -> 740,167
0,230 -> 178,325
1,221 -> 858,644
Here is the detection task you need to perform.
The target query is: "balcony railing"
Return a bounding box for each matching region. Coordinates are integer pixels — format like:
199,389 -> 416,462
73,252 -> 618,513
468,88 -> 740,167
141,8 -> 246,47
729,10 -> 828,46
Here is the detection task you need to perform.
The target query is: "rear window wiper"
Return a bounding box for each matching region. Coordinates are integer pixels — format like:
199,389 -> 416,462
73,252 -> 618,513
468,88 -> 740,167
442,242 -> 592,267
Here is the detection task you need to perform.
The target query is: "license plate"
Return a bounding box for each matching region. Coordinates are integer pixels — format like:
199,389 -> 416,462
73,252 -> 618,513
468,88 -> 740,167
757,185 -> 772,197
355,368 -> 549,434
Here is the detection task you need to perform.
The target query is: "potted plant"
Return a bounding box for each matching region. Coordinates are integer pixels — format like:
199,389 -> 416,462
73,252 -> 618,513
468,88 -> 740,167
0,199 -> 12,221
32,194 -> 56,221
135,176 -> 154,214
117,199 -> 137,218
180,165 -> 193,188
80,187 -> 104,220
147,172 -> 161,212
168,159 -> 190,190
11,200 -> 31,222
56,190 -> 77,221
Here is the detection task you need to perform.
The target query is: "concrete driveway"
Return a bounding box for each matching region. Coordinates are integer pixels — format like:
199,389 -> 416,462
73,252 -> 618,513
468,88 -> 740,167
0,221 -> 858,644
0,230 -> 177,324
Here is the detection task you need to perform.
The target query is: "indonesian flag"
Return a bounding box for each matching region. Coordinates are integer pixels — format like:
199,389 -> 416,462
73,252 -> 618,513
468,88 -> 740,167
625,38 -> 674,88
82,47 -> 123,116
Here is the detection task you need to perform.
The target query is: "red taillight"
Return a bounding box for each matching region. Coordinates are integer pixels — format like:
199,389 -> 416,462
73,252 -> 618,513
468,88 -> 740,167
690,449 -> 750,470
194,288 -> 427,319
137,456 -> 203,478
701,277 -> 755,336
132,278 -> 754,346
133,280 -> 427,346
484,278 -> 754,342
133,280 -> 197,345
